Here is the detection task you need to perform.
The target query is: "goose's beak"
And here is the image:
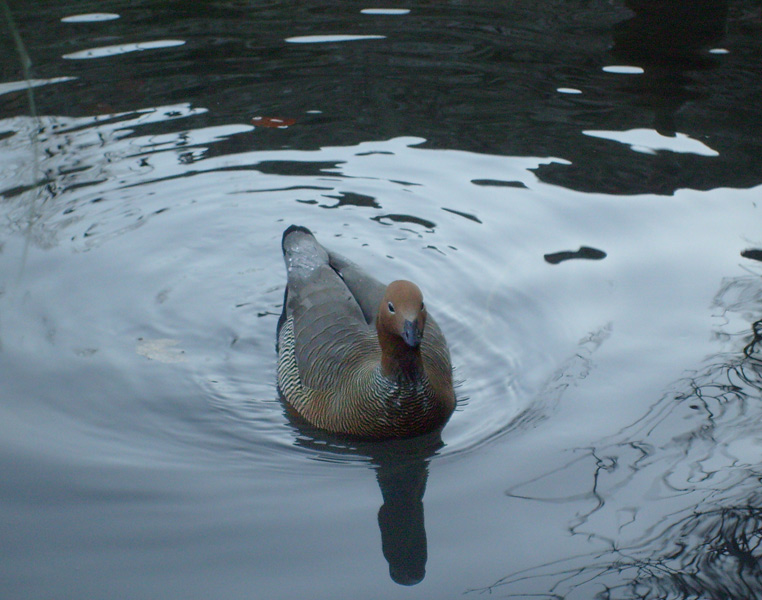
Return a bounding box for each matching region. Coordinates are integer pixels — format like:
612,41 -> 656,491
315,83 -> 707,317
402,319 -> 422,347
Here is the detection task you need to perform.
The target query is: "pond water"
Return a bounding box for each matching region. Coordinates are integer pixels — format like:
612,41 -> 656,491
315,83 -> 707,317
2,1 -> 762,598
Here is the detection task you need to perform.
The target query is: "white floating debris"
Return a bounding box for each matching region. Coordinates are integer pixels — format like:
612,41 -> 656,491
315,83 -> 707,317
557,87 -> 582,94
136,339 -> 186,363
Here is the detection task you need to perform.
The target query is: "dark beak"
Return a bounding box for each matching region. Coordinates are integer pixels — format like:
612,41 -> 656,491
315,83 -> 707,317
402,319 -> 422,347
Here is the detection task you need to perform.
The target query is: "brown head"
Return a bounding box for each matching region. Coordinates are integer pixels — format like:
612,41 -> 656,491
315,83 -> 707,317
376,280 -> 427,376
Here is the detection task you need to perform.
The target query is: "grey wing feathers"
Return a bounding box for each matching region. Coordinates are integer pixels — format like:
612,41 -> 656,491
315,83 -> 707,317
327,250 -> 386,325
282,227 -> 373,389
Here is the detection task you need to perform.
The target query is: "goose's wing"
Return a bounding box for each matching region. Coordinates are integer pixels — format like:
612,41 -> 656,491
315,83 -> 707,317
327,249 -> 386,326
280,226 -> 371,389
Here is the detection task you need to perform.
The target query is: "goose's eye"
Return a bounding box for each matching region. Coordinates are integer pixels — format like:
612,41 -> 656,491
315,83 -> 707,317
387,302 -> 395,313
421,302 -> 425,311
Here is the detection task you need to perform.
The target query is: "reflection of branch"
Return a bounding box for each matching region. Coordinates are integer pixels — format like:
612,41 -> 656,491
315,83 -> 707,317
473,274 -> 762,598
471,504 -> 762,599
744,318 -> 762,359
2,0 -> 44,276
1,0 -> 38,122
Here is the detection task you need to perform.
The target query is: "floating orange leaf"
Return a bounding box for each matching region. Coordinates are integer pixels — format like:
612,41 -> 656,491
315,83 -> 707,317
251,116 -> 296,128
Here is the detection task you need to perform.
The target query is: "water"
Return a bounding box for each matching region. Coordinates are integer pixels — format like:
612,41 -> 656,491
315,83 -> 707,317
1,1 -> 761,598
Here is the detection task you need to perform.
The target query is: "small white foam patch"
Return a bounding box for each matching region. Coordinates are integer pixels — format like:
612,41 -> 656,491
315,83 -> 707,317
136,339 -> 186,363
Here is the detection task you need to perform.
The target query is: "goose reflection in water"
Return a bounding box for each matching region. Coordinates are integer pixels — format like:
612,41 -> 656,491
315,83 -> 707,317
286,411 -> 442,586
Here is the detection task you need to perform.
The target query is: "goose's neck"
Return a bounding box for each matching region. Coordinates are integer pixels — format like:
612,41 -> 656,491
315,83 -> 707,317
378,333 -> 425,382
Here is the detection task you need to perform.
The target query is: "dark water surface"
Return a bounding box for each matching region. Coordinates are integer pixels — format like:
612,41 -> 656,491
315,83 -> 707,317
2,1 -> 762,598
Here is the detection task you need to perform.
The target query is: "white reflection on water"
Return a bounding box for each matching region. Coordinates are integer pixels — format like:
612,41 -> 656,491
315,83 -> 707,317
285,35 -> 386,44
61,13 -> 120,23
62,40 -> 186,60
360,9 -> 411,15
584,128 -> 720,157
0,77 -> 77,96
602,65 -> 645,74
